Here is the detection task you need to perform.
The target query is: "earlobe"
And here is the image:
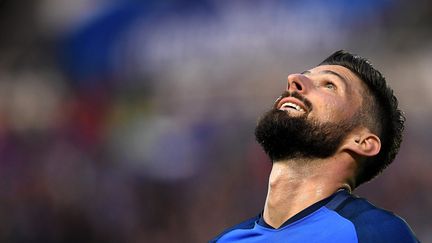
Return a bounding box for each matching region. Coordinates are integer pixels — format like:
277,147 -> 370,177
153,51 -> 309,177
341,132 -> 381,158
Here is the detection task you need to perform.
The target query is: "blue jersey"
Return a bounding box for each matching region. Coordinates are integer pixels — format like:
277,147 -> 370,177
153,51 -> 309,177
210,190 -> 419,243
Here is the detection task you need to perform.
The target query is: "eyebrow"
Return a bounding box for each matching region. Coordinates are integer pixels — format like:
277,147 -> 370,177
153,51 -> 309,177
301,70 -> 348,87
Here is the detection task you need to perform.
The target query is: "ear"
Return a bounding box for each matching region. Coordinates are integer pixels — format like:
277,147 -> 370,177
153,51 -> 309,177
340,128 -> 381,158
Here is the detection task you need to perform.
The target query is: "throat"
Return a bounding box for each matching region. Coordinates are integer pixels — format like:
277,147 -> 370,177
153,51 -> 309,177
263,182 -> 317,228
262,161 -> 351,228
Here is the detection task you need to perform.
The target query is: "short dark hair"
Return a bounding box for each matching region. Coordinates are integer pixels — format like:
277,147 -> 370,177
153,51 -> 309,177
319,50 -> 405,187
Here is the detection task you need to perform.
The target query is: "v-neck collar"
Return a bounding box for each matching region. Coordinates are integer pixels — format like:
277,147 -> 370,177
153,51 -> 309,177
257,189 -> 349,229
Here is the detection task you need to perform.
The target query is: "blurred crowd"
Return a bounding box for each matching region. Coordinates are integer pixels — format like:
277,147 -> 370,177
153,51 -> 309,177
0,0 -> 431,242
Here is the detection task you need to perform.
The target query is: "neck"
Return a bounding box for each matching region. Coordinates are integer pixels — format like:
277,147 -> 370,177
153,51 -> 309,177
263,157 -> 353,228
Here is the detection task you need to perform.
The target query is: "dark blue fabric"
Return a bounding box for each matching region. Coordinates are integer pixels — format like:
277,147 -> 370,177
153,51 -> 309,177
210,190 -> 419,242
257,193 -> 335,229
210,216 -> 259,243
334,191 -> 419,243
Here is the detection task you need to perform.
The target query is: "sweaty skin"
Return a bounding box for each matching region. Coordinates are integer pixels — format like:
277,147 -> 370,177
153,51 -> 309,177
263,65 -> 375,228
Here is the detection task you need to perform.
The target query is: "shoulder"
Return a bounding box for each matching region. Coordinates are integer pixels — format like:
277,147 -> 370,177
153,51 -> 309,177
334,194 -> 419,243
209,215 -> 259,243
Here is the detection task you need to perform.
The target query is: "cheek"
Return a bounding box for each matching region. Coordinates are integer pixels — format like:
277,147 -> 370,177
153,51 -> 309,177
308,93 -> 353,122
324,101 -> 339,121
318,99 -> 347,122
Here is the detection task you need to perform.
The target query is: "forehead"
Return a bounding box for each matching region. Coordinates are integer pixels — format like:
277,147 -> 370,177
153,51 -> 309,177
308,64 -> 366,92
308,65 -> 368,112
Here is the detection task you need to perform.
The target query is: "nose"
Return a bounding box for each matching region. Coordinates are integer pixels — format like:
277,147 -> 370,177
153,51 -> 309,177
286,73 -> 309,93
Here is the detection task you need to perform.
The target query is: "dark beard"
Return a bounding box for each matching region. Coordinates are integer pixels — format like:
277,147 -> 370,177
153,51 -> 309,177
254,108 -> 358,161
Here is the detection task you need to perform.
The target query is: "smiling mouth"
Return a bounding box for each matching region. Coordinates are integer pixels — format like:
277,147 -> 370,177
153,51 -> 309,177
275,91 -> 312,114
279,102 -> 305,112
276,97 -> 309,114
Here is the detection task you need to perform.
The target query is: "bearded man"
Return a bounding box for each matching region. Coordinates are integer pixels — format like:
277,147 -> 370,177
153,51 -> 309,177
210,50 -> 419,243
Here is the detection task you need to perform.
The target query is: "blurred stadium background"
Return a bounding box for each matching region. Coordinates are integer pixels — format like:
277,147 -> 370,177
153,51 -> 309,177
0,0 -> 431,242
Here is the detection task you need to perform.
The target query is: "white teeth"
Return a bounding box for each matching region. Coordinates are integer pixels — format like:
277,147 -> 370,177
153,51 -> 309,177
281,102 -> 304,112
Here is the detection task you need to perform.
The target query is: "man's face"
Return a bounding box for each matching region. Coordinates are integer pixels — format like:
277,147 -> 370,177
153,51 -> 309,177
255,65 -> 366,161
279,65 -> 364,123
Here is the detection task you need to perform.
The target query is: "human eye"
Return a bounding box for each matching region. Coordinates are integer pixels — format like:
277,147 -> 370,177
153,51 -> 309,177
324,81 -> 336,90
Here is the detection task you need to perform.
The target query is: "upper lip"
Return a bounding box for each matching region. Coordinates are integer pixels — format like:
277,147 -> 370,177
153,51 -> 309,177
276,97 -> 309,113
